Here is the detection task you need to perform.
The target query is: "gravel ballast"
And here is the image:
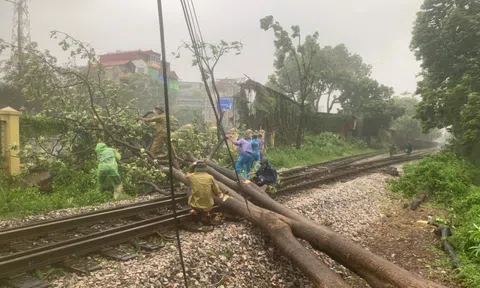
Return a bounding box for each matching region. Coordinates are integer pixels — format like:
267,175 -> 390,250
39,170 -> 402,288
0,195 -> 160,230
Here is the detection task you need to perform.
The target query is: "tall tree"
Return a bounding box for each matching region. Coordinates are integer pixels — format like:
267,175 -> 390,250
411,0 -> 480,158
323,44 -> 372,113
339,77 -> 402,140
261,16 -> 320,149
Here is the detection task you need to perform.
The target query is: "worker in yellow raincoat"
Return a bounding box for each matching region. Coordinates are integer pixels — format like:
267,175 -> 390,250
186,160 -> 223,225
140,106 -> 177,159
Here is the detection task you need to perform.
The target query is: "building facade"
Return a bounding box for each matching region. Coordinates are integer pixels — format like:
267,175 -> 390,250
176,78 -> 244,129
99,50 -> 179,93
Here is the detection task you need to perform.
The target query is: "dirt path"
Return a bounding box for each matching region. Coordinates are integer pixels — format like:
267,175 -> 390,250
352,204 -> 460,287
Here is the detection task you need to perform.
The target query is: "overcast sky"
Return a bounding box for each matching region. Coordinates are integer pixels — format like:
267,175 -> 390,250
1,0 -> 423,95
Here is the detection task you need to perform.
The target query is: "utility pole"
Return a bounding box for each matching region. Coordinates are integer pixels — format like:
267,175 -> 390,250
6,0 -> 30,79
16,0 -> 23,76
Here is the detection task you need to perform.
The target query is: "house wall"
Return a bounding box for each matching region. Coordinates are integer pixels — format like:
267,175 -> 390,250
132,60 -> 149,75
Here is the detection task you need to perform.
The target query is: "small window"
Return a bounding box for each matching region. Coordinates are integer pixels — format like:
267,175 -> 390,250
137,67 -> 144,73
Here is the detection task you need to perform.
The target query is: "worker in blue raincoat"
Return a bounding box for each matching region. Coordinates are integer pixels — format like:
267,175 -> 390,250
227,134 -> 254,178
250,134 -> 260,163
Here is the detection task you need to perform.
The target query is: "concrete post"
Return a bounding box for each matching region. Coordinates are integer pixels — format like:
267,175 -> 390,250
0,107 -> 21,175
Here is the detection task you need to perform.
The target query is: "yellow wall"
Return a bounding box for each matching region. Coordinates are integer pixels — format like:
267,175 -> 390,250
0,107 -> 21,175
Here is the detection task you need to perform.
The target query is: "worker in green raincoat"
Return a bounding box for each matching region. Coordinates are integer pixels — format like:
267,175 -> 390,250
186,160 -> 223,225
95,143 -> 123,200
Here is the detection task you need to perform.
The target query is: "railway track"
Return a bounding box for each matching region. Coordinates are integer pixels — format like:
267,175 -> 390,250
0,194 -> 192,288
276,149 -> 434,195
277,150 -> 385,178
0,150 -> 433,287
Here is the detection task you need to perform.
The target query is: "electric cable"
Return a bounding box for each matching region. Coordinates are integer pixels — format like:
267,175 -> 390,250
179,0 -> 251,214
155,0 -> 189,287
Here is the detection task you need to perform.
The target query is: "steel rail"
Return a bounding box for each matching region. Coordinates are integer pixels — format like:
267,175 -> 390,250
0,193 -> 186,233
0,195 -> 188,244
280,149 -> 434,186
0,210 -> 192,278
276,154 -> 425,194
278,150 -> 385,177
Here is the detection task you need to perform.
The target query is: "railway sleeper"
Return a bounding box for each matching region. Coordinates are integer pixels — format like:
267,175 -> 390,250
58,257 -> 103,275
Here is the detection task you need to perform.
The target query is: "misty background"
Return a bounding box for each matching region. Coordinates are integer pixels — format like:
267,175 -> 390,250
0,0 -> 422,98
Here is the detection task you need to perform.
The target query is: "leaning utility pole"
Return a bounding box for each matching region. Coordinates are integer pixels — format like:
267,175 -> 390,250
6,0 -> 31,79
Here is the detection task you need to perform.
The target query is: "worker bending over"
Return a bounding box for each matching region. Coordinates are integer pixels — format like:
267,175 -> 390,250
227,134 -> 254,178
187,161 -> 223,225
252,158 -> 278,192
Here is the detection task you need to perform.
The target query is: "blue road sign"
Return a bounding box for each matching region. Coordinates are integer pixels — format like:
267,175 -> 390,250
219,97 -> 234,111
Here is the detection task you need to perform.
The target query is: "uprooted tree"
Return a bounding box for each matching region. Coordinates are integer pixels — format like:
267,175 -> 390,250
0,33 -> 446,287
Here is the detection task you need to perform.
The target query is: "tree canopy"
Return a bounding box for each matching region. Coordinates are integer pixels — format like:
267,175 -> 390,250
411,0 -> 480,158
260,15 -> 320,148
261,16 -> 399,144
390,95 -> 442,141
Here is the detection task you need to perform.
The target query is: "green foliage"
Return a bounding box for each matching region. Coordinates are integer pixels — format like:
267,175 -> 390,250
389,150 -> 480,286
389,152 -> 477,204
467,224 -> 480,259
339,77 -> 401,138
237,80 -> 301,146
411,0 -> 480,160
0,169 -> 113,219
267,133 -> 369,169
260,16 -> 398,147
0,32 -> 169,188
319,44 -> 372,113
119,73 -> 165,114
390,96 -> 442,142
173,106 -> 204,127
260,16 -> 321,148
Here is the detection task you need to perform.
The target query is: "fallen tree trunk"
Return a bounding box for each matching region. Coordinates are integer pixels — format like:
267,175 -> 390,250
198,158 -> 446,288
289,219 -> 445,288
161,165 -> 349,287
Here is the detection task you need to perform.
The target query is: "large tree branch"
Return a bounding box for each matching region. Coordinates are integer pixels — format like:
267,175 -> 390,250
203,159 -> 447,288
160,163 -> 349,287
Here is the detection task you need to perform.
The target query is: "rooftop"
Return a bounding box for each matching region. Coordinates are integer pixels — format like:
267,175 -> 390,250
100,49 -> 161,57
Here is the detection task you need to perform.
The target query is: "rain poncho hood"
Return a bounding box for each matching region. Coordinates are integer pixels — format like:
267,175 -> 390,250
95,143 -> 121,190
95,143 -> 120,169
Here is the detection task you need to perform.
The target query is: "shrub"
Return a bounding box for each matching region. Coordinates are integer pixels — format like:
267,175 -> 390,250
389,151 -> 480,286
389,152 -> 478,204
267,133 -> 370,169
0,168 -> 115,219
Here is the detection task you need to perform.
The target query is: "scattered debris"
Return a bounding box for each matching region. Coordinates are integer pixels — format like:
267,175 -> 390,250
410,193 -> 427,211
434,226 -> 461,268
381,166 -> 399,177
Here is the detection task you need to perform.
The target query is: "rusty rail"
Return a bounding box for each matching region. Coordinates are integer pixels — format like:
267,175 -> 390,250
0,210 -> 191,278
0,194 -> 187,244
276,153 -> 427,195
